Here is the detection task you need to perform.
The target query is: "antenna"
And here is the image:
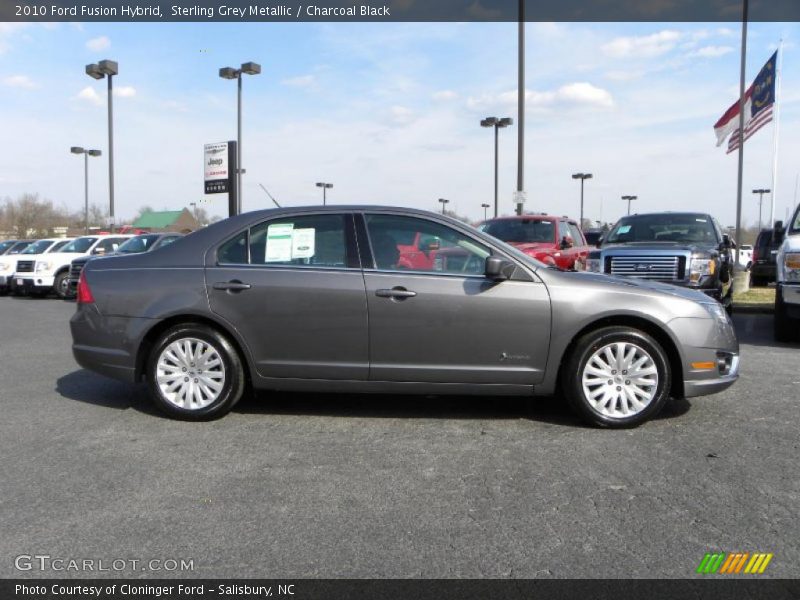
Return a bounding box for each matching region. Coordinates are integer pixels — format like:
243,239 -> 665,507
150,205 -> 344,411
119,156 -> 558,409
258,183 -> 281,208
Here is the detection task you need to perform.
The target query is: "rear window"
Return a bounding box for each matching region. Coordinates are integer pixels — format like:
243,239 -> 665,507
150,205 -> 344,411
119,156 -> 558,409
481,219 -> 555,243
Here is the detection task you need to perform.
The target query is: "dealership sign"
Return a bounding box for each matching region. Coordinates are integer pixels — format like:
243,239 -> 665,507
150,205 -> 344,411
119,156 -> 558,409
204,142 -> 230,194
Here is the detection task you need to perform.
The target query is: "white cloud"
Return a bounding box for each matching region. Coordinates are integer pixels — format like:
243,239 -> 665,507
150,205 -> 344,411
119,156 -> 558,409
388,105 -> 414,125
468,82 -> 613,111
85,35 -> 111,51
114,86 -> 137,98
602,30 -> 682,59
605,70 -> 645,82
0,23 -> 29,54
432,90 -> 457,101
281,74 -> 315,87
688,45 -> 734,59
76,86 -> 103,105
3,75 -> 37,89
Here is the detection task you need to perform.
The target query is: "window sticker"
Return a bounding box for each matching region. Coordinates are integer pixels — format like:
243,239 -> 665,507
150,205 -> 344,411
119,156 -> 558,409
617,225 -> 632,234
291,228 -> 316,259
266,223 -> 294,262
696,218 -> 708,223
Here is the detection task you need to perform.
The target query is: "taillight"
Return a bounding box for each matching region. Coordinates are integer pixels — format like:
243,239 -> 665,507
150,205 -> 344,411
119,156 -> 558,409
77,271 -> 95,304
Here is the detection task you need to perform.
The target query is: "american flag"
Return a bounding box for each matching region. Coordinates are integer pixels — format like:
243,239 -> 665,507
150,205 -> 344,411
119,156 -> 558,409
726,105 -> 774,153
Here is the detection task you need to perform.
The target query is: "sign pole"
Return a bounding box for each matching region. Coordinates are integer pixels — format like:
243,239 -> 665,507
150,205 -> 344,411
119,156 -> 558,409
228,141 -> 238,218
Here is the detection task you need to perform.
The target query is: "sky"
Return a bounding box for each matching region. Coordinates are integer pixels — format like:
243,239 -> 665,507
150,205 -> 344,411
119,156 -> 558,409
1,20 -> 799,227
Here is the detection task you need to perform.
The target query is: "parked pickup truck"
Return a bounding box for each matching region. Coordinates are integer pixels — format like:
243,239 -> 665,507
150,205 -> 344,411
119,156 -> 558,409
16,234 -> 131,298
477,214 -> 592,270
774,206 -> 800,341
583,212 -> 734,310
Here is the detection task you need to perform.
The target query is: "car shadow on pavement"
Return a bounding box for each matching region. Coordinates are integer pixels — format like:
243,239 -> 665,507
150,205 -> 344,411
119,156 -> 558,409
236,390 -> 692,428
55,369 -> 692,427
56,369 -> 161,416
732,313 -> 800,349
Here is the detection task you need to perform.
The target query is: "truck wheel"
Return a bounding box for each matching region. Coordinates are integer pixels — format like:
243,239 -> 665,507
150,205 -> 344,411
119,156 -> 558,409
750,274 -> 766,287
54,271 -> 71,298
146,324 -> 245,420
774,286 -> 799,342
562,326 -> 671,428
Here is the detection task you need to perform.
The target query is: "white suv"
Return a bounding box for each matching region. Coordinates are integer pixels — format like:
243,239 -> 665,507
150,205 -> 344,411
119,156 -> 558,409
9,238 -> 73,295
18,234 -> 131,298
774,206 -> 800,341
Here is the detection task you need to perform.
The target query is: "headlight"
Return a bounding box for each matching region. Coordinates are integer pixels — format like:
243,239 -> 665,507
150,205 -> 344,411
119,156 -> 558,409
35,261 -> 52,273
701,302 -> 729,323
689,256 -> 716,283
0,262 -> 10,272
784,252 -> 800,283
584,258 -> 601,272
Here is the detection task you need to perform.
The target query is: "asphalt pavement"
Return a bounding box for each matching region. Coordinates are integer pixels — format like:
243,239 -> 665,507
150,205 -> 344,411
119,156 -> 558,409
0,295 -> 798,579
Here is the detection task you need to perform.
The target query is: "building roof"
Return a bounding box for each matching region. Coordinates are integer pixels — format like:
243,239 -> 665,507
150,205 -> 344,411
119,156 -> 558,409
132,210 -> 186,229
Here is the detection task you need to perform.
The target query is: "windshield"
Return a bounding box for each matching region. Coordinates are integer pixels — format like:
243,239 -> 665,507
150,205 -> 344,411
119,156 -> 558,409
480,219 -> 555,244
21,240 -> 54,255
117,234 -> 160,254
0,241 -> 16,254
605,214 -> 719,245
60,237 -> 97,253
9,242 -> 32,254
49,240 -> 70,252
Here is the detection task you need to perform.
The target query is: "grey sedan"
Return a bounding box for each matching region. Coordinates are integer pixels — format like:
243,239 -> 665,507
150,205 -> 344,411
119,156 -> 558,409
70,206 -> 739,427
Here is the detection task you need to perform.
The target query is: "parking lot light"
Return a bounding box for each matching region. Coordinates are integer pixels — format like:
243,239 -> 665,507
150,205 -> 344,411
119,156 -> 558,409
85,59 -> 118,232
315,182 -> 333,205
752,188 -> 771,230
572,173 -> 593,226
622,195 -> 638,215
481,116 -> 513,218
219,61 -> 262,214
481,203 -> 490,221
71,146 -> 102,235
439,198 -> 450,215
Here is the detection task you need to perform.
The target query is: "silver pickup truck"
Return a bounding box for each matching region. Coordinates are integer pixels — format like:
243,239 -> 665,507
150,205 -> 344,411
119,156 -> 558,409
774,205 -> 800,341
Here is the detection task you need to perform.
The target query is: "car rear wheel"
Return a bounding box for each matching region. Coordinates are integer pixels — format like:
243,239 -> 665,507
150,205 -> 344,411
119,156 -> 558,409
563,326 -> 671,428
750,274 -> 768,287
146,324 -> 245,420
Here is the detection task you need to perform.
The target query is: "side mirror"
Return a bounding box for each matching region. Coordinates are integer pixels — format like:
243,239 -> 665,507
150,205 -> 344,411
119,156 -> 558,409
721,234 -> 735,249
92,247 -> 105,255
774,221 -> 785,244
485,256 -> 515,281
596,236 -> 603,248
560,235 -> 574,250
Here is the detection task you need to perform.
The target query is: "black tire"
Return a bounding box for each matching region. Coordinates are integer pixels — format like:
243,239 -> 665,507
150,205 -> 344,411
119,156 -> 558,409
562,326 -> 671,428
54,271 -> 70,299
750,274 -> 767,287
774,286 -> 799,342
146,324 -> 246,420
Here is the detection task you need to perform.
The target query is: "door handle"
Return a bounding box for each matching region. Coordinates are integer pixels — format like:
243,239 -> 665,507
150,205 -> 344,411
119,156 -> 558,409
213,280 -> 251,292
375,287 -> 417,299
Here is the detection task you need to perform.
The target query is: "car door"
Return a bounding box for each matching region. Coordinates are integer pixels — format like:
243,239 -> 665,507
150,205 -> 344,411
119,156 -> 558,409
360,212 -> 551,385
207,212 -> 369,380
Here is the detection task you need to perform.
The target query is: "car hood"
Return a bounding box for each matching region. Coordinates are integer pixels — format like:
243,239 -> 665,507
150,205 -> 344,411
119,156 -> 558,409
511,242 -> 552,253
35,251 -> 88,263
599,241 -> 717,254
783,234 -> 800,252
564,270 -> 712,304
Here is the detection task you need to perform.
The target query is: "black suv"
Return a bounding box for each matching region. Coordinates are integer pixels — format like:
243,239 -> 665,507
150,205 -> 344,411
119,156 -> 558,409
750,228 -> 780,287
584,212 -> 734,309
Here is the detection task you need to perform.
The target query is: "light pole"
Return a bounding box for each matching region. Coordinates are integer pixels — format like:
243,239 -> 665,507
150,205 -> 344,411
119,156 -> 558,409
438,198 -> 450,215
571,173 -> 593,227
316,182 -> 333,205
219,61 -> 261,214
70,147 -> 102,235
480,116 -> 513,218
752,188 -> 770,230
85,59 -> 118,231
621,195 -> 637,215
190,202 -> 198,219
481,203 -> 490,221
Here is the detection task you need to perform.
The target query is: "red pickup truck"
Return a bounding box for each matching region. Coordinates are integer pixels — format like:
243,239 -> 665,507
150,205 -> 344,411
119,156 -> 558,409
477,214 -> 591,270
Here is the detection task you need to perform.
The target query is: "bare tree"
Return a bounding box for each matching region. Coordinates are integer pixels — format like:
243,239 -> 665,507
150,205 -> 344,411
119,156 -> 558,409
2,193 -> 67,238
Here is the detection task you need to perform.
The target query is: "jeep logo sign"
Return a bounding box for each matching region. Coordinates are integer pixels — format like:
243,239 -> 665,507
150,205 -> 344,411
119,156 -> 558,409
204,142 -> 230,194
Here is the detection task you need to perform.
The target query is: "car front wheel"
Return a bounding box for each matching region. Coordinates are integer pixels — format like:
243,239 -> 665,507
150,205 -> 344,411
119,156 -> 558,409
774,286 -> 799,342
563,326 -> 671,428
146,324 -> 246,420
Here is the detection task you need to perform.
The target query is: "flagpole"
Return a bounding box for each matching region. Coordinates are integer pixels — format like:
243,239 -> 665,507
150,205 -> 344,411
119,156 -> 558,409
734,0 -> 748,267
769,40 -> 783,228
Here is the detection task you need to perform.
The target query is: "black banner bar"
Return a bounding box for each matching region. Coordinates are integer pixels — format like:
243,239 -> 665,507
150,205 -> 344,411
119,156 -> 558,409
3,0 -> 800,22
2,580 -> 800,600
